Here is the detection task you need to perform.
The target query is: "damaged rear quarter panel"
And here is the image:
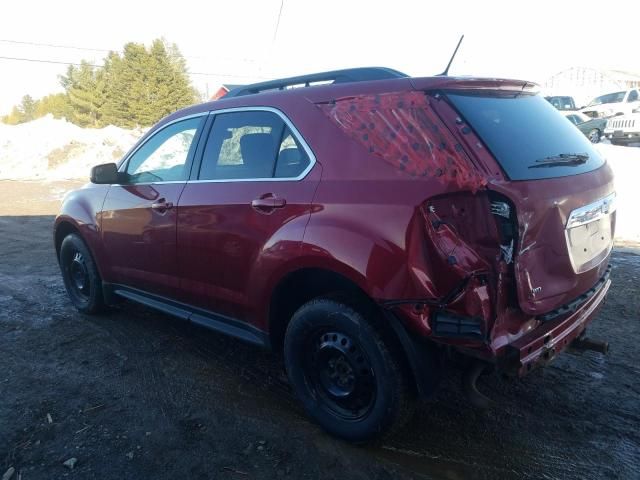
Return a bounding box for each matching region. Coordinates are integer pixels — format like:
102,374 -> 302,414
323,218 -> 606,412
317,91 -> 487,192
302,91 -> 499,341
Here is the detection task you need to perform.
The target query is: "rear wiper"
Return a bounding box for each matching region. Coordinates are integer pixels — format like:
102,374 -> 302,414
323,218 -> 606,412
528,153 -> 589,168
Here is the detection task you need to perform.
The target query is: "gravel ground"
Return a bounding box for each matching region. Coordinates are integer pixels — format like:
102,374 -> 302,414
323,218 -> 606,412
1,182 -> 639,480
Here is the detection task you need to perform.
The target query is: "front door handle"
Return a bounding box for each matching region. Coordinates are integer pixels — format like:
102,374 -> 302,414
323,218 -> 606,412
151,198 -> 173,212
251,194 -> 286,212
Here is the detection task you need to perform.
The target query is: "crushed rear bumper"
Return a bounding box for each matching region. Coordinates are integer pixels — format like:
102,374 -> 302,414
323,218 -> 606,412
499,267 -> 611,377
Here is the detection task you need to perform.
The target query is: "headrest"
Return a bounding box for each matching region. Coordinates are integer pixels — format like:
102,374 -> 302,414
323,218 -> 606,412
240,133 -> 275,169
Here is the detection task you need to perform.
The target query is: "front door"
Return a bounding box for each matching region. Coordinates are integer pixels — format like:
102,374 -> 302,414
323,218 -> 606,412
101,115 -> 205,297
176,109 -> 319,323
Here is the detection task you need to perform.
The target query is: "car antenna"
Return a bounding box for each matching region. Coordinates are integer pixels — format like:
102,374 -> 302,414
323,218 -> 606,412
437,34 -> 464,76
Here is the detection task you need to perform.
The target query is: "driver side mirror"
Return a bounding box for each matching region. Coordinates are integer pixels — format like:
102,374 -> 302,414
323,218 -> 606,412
90,163 -> 120,184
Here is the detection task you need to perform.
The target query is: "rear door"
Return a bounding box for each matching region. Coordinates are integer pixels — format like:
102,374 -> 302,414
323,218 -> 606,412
176,108 -> 319,323
101,114 -> 206,297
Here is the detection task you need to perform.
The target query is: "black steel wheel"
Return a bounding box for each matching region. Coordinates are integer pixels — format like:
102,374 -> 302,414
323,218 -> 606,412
284,297 -> 415,442
68,251 -> 90,300
305,330 -> 377,420
59,233 -> 104,314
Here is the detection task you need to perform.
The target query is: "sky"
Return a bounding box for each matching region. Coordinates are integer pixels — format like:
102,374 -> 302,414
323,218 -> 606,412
1,0 -> 638,114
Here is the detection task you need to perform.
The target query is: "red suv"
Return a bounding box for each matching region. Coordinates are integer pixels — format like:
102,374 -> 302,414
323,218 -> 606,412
55,68 -> 615,442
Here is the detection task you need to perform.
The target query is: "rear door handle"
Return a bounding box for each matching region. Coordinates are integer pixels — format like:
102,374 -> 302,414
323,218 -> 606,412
251,195 -> 286,212
151,198 -> 174,212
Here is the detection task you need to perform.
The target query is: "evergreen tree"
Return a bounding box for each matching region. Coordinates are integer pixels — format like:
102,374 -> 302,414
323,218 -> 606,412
60,61 -> 105,127
147,39 -> 197,123
1,106 -> 25,125
3,38 -> 198,128
100,50 -> 137,127
36,93 -> 72,120
20,95 -> 38,122
101,40 -> 197,127
1,95 -> 39,124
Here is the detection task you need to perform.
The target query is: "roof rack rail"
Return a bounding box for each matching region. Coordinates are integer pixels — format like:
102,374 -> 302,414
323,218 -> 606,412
223,67 -> 408,98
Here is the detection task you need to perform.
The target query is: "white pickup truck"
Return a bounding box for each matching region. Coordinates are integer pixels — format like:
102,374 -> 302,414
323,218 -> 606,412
582,89 -> 640,119
604,111 -> 640,146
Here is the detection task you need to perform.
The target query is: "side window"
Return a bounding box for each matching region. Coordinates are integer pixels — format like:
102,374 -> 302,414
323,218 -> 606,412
200,111 -> 284,180
125,117 -> 202,184
275,128 -> 311,178
628,90 -> 639,102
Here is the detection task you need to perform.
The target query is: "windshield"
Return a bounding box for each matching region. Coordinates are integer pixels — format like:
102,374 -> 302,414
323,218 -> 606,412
588,91 -> 625,106
447,92 -> 605,181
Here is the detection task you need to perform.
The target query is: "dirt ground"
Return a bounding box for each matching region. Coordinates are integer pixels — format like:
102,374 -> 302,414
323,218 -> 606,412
1,180 -> 639,480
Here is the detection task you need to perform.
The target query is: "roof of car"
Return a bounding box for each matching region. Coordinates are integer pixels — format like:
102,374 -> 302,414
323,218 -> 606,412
223,67 -> 409,98
156,69 -> 538,131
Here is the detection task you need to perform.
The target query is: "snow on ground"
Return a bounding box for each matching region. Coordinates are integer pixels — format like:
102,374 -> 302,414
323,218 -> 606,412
0,115 -> 142,180
594,141 -> 640,244
0,116 -> 638,243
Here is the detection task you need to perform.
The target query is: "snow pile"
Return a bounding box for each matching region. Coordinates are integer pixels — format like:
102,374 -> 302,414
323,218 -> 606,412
595,142 -> 640,245
0,115 -> 142,180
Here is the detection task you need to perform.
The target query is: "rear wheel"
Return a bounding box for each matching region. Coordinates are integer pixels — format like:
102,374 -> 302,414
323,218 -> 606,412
59,234 -> 104,314
588,128 -> 601,144
284,297 -> 415,442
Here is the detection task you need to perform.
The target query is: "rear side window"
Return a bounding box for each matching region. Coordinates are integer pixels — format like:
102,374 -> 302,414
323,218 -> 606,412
199,110 -> 310,180
628,90 -> 639,102
447,92 -> 605,181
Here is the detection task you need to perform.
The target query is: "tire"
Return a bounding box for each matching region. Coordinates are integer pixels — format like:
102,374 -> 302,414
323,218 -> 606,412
284,297 -> 415,443
59,233 -> 105,314
588,128 -> 601,144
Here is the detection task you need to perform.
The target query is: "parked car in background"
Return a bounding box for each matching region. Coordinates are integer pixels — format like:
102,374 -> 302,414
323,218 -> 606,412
54,68 -> 614,442
581,89 -> 640,118
604,110 -> 640,146
545,95 -> 577,111
563,112 -> 607,143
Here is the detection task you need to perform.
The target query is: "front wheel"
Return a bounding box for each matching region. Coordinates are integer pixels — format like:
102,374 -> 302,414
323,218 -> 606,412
588,128 -> 601,144
284,297 -> 415,442
59,233 -> 105,314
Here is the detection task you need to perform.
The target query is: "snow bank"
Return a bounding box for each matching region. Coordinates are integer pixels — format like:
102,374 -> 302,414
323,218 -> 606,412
0,115 -> 142,180
594,142 -> 640,245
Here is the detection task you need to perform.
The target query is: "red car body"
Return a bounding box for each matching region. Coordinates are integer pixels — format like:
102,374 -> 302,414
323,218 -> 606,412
55,71 -> 615,397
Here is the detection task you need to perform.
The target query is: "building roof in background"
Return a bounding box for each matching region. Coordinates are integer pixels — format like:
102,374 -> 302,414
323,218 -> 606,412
542,67 -> 640,106
220,84 -> 244,92
544,67 -> 640,88
210,84 -> 245,101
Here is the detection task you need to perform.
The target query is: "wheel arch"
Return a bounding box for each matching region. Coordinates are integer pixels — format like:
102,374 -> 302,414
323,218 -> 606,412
54,219 -> 81,258
54,217 -> 106,282
267,266 -> 439,398
268,267 -> 367,352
